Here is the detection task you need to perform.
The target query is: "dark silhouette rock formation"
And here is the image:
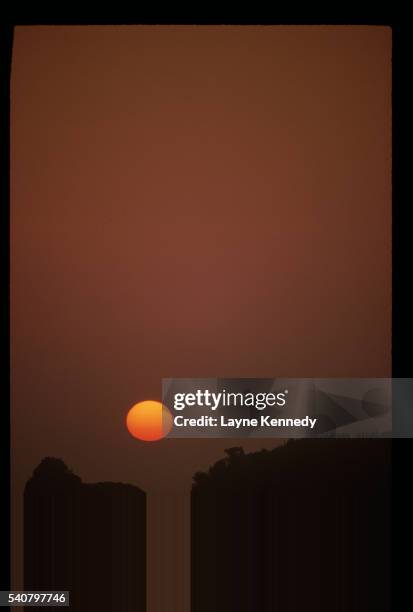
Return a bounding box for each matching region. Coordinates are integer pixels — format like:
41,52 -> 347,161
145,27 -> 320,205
24,458 -> 146,611
191,439 -> 390,611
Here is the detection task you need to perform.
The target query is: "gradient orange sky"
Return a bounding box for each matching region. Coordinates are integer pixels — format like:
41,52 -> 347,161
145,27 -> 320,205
11,25 -> 391,609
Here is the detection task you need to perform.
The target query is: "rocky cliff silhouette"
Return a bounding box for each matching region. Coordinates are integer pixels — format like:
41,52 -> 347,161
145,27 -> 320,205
191,439 -> 390,611
24,458 -> 146,611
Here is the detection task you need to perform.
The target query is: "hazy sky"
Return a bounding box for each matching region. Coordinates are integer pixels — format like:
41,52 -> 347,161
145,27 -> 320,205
11,26 -> 391,604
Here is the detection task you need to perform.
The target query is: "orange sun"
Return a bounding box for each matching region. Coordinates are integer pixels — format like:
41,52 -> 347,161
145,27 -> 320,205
126,400 -> 173,442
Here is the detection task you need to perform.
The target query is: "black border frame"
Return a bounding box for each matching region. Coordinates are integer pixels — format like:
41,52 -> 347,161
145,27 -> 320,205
0,20 -> 12,595
1,17 -> 408,611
